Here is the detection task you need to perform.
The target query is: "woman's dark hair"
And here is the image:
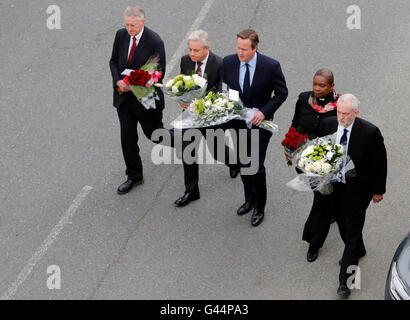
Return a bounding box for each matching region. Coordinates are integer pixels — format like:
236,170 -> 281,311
314,68 -> 334,85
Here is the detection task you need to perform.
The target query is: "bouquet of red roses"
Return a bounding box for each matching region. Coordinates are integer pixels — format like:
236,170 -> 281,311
281,127 -> 308,166
117,55 -> 163,109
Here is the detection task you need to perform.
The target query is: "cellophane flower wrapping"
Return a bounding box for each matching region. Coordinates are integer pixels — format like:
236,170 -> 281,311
286,134 -> 356,194
170,91 -> 279,133
164,74 -> 208,104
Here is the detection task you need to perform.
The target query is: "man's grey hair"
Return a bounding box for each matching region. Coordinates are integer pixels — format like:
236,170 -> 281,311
339,93 -> 360,111
124,6 -> 145,19
188,30 -> 210,47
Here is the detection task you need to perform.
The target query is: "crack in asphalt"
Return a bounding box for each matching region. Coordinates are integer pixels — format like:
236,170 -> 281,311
89,165 -> 180,299
249,0 -> 264,28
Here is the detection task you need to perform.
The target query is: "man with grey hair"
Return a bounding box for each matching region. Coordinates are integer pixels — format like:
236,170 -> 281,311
333,93 -> 387,297
174,30 -> 240,207
109,6 -> 166,195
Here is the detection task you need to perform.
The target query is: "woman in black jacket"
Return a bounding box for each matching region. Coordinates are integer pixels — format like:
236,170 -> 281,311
291,68 -> 340,262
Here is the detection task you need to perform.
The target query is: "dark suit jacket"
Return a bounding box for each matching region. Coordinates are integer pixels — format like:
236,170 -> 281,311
222,52 -> 288,119
180,51 -> 222,92
346,117 -> 387,195
109,27 -> 166,113
292,91 -> 338,139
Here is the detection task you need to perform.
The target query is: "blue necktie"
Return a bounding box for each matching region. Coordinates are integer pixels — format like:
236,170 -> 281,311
243,63 -> 250,99
340,129 -> 348,145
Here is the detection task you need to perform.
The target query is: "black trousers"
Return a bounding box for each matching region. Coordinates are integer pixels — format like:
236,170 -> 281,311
236,124 -> 273,212
302,191 -> 335,249
180,122 -> 237,193
333,183 -> 371,285
117,98 -> 166,180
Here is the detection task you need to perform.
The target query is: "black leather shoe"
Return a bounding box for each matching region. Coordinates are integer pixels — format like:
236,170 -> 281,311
117,178 -> 143,194
251,209 -> 264,227
307,245 -> 319,262
174,191 -> 200,207
237,202 -> 253,216
337,284 -> 351,297
229,166 -> 240,178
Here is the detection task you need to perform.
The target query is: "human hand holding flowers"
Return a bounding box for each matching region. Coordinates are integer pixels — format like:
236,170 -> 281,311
117,80 -> 130,92
251,111 -> 265,126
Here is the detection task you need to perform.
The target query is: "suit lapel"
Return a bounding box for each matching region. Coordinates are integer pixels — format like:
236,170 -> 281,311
123,33 -> 131,66
204,52 -> 213,76
129,28 -> 146,67
233,58 -> 241,93
348,118 -> 361,158
251,53 -> 263,90
203,52 -> 213,76
203,52 -> 216,83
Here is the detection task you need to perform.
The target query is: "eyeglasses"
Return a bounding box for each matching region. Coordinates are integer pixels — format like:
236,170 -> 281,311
125,23 -> 138,28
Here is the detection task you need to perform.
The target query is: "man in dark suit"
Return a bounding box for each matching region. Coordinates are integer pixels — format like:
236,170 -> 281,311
222,29 -> 288,226
174,30 -> 240,207
109,6 -> 166,194
333,94 -> 387,297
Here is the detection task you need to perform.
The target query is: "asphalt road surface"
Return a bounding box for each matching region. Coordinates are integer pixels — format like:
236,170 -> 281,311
0,0 -> 409,300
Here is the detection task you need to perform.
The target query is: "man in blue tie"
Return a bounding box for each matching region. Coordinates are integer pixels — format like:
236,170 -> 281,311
222,29 -> 288,227
333,94 -> 387,297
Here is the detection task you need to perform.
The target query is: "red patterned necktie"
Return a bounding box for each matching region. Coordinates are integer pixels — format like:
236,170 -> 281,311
127,36 -> 137,65
196,61 -> 203,76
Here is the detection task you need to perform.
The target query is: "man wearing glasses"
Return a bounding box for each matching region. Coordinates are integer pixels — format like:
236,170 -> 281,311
109,6 -> 166,195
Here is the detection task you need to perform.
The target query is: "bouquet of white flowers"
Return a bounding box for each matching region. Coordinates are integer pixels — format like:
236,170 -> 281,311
297,138 -> 344,175
286,134 -> 355,194
170,91 -> 279,133
164,74 -> 207,104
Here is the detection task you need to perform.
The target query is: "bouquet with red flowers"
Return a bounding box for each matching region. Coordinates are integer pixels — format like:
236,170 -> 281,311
117,55 -> 163,109
281,127 -> 308,165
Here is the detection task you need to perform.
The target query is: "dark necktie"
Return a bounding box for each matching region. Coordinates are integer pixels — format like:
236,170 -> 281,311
340,128 -> 348,146
243,63 -> 251,99
127,36 -> 137,65
196,61 -> 203,76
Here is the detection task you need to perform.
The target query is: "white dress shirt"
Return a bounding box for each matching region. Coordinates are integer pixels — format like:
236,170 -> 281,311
239,52 -> 257,92
336,121 -> 354,153
195,52 -> 209,77
127,27 -> 144,59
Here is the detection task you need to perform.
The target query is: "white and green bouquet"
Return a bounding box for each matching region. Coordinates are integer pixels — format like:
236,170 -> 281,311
170,91 -> 279,133
286,135 -> 355,194
164,74 -> 207,104
297,138 -> 344,175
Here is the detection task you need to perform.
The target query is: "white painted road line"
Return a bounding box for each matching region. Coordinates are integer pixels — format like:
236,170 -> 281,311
165,0 -> 216,78
91,1 -> 216,298
1,185 -> 93,300
2,1 -> 216,300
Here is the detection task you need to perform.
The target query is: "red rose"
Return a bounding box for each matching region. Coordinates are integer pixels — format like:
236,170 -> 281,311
128,69 -> 151,86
